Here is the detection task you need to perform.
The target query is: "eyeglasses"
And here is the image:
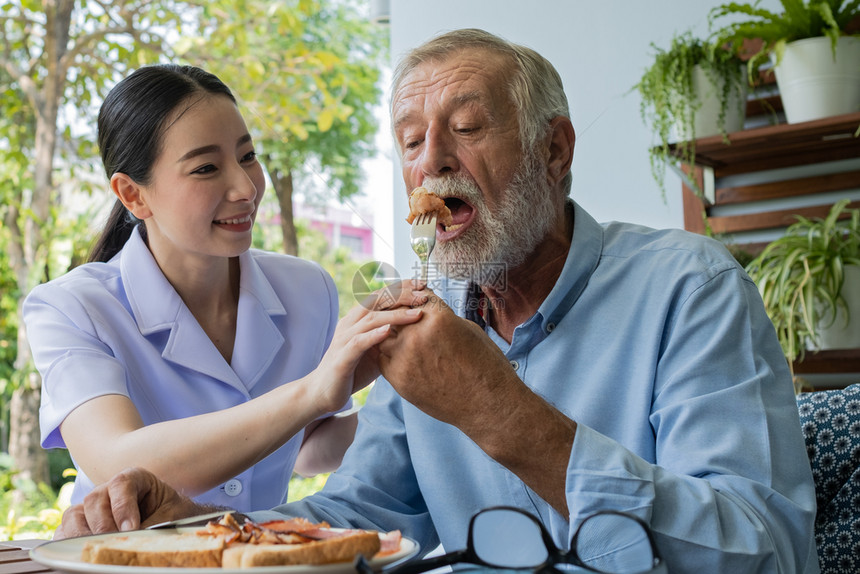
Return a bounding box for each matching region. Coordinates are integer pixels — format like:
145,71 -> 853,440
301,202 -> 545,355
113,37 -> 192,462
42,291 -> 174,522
356,506 -> 665,574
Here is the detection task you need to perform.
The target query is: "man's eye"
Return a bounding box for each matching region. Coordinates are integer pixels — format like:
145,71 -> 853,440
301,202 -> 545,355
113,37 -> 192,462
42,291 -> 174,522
404,139 -> 422,150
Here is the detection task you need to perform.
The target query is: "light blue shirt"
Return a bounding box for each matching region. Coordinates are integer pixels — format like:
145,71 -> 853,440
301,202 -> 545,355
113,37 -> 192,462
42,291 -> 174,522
263,202 -> 818,573
24,227 -> 340,511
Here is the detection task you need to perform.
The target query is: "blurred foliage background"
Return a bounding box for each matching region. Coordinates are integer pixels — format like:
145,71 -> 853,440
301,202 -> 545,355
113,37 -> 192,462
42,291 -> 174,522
0,0 -> 389,539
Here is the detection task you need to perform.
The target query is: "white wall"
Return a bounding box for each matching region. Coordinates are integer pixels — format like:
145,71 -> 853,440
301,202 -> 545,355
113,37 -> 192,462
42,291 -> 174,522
385,0 -> 779,275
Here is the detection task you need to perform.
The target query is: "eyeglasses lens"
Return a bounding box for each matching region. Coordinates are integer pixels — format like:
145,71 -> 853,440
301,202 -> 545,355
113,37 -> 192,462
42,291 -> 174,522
471,508 -> 550,568
573,513 -> 656,574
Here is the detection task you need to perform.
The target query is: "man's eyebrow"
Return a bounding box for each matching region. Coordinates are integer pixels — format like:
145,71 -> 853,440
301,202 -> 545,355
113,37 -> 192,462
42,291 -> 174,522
451,91 -> 485,107
393,91 -> 493,132
392,111 -> 415,133
177,134 -> 253,163
452,91 -> 495,121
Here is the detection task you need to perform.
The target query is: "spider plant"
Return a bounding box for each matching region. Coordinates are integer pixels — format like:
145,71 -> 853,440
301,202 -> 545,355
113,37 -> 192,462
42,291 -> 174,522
745,199 -> 860,370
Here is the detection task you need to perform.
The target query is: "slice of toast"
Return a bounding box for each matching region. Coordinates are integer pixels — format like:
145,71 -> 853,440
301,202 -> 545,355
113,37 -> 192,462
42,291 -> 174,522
222,531 -> 381,568
82,533 -> 224,567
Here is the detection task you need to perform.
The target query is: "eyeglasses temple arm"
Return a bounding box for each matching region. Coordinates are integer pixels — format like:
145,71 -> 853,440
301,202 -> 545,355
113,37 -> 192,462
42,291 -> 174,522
381,549 -> 471,574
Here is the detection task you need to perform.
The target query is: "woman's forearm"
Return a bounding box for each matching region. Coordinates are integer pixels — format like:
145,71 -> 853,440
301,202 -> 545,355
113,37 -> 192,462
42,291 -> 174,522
61,374 -> 325,496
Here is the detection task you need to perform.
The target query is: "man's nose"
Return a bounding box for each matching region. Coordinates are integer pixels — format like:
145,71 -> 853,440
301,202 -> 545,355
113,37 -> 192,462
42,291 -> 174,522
420,126 -> 459,176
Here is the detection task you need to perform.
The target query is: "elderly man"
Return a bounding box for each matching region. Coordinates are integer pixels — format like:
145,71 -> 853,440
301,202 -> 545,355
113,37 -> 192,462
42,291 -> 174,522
61,29 -> 818,572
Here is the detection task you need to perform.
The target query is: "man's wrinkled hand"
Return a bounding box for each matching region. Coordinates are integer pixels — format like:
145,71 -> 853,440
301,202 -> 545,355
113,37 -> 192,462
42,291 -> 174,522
375,288 -> 520,428
55,467 -> 208,540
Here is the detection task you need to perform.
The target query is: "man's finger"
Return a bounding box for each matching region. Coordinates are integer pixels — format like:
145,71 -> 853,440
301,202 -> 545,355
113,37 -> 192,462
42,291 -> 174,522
81,488 -> 121,535
57,505 -> 90,539
107,471 -> 146,532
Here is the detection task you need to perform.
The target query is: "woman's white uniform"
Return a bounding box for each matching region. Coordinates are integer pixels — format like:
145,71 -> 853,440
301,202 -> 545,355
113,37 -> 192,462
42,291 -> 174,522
23,227 -> 341,512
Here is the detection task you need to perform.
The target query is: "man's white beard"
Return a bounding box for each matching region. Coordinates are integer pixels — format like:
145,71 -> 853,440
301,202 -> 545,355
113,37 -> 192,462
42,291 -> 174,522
425,148 -> 557,288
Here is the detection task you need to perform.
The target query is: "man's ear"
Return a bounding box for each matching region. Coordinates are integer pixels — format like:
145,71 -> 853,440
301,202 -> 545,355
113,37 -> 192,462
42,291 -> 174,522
545,117 -> 575,187
110,173 -> 152,220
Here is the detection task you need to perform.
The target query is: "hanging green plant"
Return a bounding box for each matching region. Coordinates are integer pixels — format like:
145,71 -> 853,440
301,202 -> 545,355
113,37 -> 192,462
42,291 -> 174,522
636,31 -> 747,199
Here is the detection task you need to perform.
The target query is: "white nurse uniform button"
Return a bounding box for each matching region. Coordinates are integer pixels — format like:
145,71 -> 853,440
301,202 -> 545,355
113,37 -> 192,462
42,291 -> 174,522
223,479 -> 243,496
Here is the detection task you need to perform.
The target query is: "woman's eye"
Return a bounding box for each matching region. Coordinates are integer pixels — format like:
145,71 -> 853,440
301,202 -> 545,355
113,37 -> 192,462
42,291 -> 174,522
241,150 -> 258,163
192,164 -> 217,175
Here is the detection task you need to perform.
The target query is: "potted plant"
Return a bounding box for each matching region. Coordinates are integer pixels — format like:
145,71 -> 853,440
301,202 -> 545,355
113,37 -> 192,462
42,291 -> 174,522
710,0 -> 860,123
636,31 -> 748,198
745,199 -> 860,375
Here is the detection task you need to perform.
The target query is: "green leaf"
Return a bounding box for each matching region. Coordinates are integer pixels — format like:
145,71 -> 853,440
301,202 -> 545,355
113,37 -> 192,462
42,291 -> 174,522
317,108 -> 335,132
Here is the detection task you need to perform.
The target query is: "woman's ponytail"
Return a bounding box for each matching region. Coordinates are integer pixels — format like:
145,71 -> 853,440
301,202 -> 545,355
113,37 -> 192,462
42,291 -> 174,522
87,199 -> 144,263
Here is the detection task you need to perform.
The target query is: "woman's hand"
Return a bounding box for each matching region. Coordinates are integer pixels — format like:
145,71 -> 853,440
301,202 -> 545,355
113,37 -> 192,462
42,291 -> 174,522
305,280 -> 428,415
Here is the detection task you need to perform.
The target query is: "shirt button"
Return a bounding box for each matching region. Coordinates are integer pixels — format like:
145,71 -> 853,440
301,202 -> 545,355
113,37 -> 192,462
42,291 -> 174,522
510,360 -> 519,371
546,322 -> 556,333
223,479 -> 243,496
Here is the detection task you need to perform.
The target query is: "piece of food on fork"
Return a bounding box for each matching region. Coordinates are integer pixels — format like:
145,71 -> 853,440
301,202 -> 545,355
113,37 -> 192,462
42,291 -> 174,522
406,187 -> 453,228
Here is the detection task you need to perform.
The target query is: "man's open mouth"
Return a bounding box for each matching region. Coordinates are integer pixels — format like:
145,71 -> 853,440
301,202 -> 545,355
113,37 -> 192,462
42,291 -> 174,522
442,197 -> 474,232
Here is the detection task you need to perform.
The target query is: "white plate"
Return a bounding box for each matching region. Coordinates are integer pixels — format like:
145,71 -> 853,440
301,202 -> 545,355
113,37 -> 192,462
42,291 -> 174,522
30,528 -> 419,574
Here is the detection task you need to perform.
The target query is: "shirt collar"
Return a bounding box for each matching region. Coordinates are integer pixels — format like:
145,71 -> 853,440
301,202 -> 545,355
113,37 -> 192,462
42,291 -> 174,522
120,226 -> 183,334
120,227 -> 287,334
119,227 -> 287,391
538,200 -> 604,331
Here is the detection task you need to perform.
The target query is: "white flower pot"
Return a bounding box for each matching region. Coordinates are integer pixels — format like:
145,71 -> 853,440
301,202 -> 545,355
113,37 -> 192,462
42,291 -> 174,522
773,36 -> 860,124
818,264 -> 860,350
673,64 -> 747,141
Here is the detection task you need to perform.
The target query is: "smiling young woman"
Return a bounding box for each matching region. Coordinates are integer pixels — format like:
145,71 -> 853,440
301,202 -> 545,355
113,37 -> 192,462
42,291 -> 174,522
22,64 -> 425,512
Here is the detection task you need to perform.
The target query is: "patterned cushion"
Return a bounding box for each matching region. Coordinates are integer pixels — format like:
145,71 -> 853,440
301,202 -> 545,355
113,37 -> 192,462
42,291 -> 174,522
797,384 -> 860,573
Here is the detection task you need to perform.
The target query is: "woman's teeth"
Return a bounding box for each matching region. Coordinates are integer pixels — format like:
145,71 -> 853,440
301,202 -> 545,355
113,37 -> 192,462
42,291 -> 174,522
216,214 -> 252,225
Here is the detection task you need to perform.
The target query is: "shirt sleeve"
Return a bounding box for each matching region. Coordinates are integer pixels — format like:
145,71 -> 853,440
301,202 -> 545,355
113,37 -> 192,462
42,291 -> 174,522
23,282 -> 131,448
565,267 -> 819,573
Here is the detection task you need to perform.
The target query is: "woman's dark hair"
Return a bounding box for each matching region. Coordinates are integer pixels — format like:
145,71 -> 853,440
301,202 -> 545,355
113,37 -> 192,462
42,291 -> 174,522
88,64 -> 236,262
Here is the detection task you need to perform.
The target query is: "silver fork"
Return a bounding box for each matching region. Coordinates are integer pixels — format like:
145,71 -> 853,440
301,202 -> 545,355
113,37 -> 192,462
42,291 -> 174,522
410,212 -> 437,283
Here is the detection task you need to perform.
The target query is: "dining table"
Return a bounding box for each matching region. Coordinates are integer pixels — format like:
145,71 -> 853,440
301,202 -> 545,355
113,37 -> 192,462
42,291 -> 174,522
0,540 -> 54,574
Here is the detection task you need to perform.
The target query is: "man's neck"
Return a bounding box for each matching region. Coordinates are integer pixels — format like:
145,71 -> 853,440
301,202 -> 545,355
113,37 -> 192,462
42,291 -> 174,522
481,202 -> 574,342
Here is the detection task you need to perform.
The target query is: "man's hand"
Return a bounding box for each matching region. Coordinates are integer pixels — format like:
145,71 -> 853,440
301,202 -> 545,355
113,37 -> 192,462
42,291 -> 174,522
376,288 -> 522,431
376,287 -> 575,518
56,467 -> 209,539
305,280 -> 428,416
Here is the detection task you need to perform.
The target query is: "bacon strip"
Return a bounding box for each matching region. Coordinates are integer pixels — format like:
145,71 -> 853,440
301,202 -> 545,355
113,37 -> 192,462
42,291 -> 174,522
377,530 -> 403,557
197,514 -> 401,556
258,518 -> 328,533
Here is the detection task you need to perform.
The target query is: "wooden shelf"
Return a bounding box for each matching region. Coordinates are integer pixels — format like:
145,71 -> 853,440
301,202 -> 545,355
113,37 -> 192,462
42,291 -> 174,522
675,111 -> 860,236
794,349 -> 860,375
679,111 -> 860,178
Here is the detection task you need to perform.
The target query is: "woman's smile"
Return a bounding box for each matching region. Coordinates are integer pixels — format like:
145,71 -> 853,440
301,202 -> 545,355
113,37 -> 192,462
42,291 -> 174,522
214,211 -> 255,232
